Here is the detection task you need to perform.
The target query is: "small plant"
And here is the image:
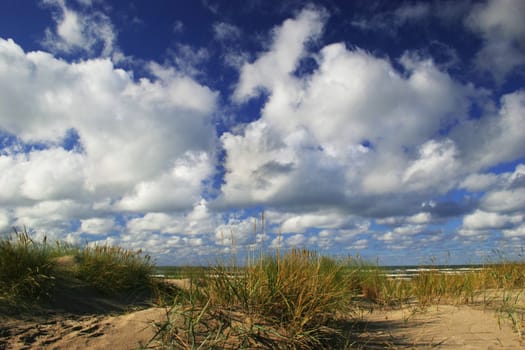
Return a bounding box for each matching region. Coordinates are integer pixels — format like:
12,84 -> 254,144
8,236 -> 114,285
496,291 -> 523,337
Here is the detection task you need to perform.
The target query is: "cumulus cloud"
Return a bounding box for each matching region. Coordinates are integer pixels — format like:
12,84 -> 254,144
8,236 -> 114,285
0,39 -> 217,191
41,0 -> 117,57
378,212 -> 433,226
0,38 -> 218,240
13,200 -> 90,235
502,224 -> 525,237
116,152 -> 213,212
79,217 -> 116,235
481,189 -> 525,213
460,173 -> 500,192
233,7 -> 326,101
126,201 -> 218,236
465,0 -> 525,82
215,216 -> 257,248
0,149 -> 86,205
452,92 -> 525,171
458,165 -> 525,236
279,210 -> 360,233
402,139 -> 459,193
462,210 -> 522,230
220,8 -> 475,215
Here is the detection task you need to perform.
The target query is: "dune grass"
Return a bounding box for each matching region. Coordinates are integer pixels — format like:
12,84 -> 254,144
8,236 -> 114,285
146,253 -> 525,349
0,229 -> 58,307
146,249 -> 358,349
0,228 -> 155,312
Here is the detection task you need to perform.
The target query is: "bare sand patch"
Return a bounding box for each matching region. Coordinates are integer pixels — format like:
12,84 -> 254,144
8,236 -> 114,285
353,304 -> 523,349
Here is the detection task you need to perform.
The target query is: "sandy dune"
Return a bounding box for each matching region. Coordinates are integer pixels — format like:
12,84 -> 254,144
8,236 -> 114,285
353,304 -> 523,349
0,308 -> 167,350
1,304 -> 523,349
1,283 -> 523,350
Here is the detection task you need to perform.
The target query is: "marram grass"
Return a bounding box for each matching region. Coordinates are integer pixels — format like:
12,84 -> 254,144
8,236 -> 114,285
0,229 -> 57,306
0,228 -> 155,312
145,252 -> 525,349
147,249 -> 359,349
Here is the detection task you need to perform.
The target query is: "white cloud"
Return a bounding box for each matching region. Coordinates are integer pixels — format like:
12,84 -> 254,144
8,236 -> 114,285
213,22 -> 241,41
280,211 -> 353,233
460,173 -> 500,192
116,152 -> 213,212
402,139 -> 459,192
215,217 -> 256,247
393,224 -> 425,236
233,7 -> 326,101
481,188 -> 525,213
407,212 -> 432,225
452,91 -> 525,171
221,9 -> 474,212
127,213 -> 181,235
465,0 -> 525,82
462,209 -> 523,230
126,201 -> 218,236
0,210 -> 10,233
502,224 -> 525,237
41,0 -> 117,57
378,232 -> 394,242
13,200 -> 90,235
0,37 -> 218,240
351,1 -> 469,33
79,217 -> 115,235
348,238 -> 368,250
285,233 -> 306,247
166,45 -> 210,77
376,212 -> 432,226
0,149 -> 86,204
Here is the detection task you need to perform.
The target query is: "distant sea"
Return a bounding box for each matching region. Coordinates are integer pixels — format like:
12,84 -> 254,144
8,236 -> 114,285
378,264 -> 485,280
154,264 -> 487,280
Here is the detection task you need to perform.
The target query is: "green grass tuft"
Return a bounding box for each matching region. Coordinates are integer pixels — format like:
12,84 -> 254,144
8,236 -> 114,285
0,228 -> 156,313
147,249 -> 357,349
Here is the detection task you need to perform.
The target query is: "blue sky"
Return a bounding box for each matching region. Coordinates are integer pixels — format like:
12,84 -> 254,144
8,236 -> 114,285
1,0 -> 525,265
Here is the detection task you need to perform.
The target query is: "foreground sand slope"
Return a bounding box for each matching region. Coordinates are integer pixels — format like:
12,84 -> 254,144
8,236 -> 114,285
1,304 -> 523,349
355,304 -> 523,349
0,308 -> 166,350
